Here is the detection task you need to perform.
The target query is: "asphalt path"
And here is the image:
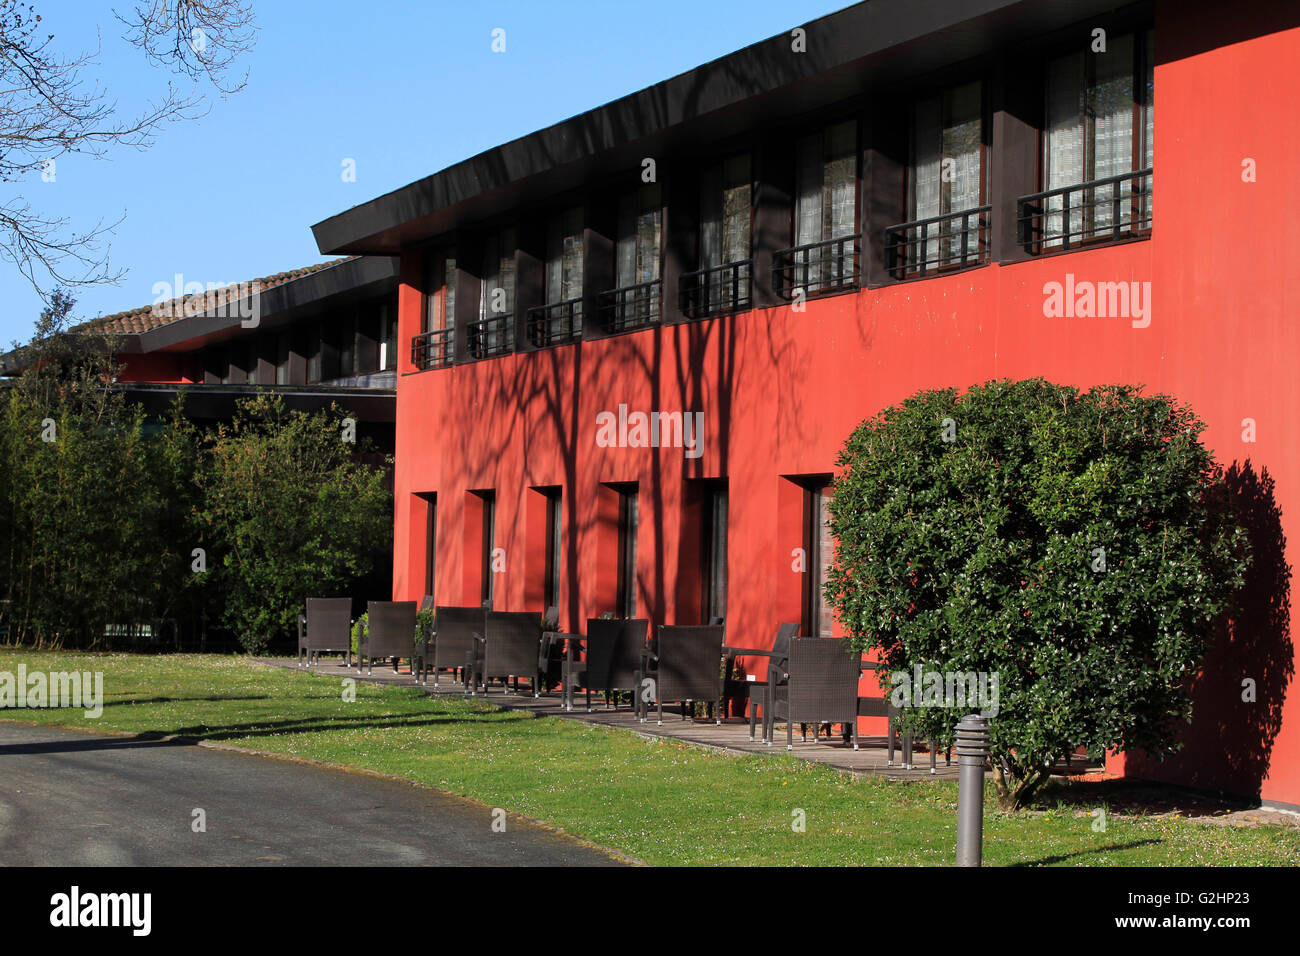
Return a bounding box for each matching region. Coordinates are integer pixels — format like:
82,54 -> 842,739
0,722 -> 623,866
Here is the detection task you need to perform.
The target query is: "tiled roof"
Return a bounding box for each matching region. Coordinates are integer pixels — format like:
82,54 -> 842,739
75,259 -> 351,336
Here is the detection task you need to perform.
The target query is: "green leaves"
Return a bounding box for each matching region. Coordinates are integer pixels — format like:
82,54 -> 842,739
193,394 -> 391,654
824,379 -> 1250,810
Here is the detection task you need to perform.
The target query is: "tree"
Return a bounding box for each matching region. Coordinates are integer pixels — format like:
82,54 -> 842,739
0,290 -> 200,646
195,394 -> 390,654
824,378 -> 1250,811
0,0 -> 256,296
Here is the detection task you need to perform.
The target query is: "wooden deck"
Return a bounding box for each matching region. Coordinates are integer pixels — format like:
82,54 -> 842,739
261,656 -> 1104,782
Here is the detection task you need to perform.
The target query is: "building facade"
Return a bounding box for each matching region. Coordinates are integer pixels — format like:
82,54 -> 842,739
311,0 -> 1300,808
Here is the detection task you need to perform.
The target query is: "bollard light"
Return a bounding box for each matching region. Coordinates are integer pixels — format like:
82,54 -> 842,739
955,713 -> 990,867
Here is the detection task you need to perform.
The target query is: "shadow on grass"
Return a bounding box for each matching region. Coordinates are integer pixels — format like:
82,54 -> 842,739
1010,838 -> 1162,866
1031,777 -> 1259,819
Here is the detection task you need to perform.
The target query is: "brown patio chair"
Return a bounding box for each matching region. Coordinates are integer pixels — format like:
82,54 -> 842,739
852,662 -> 951,771
717,621 -> 799,741
536,606 -> 563,698
562,618 -> 648,712
358,600 -> 418,675
298,597 -> 353,668
422,605 -> 486,689
636,624 -> 726,726
468,610 -> 543,695
762,637 -> 861,751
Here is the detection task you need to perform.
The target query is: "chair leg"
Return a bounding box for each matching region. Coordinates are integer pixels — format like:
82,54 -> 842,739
930,741 -> 937,774
715,697 -> 722,726
852,721 -> 859,751
749,703 -> 757,741
657,699 -> 663,727
787,718 -> 794,751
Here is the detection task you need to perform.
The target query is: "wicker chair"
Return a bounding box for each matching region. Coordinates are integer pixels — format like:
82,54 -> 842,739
636,624 -> 726,726
297,597 -> 353,668
422,606 -> 485,688
468,610 -> 542,695
763,637 -> 861,750
854,662 -> 951,771
721,621 -> 800,741
536,606 -> 563,698
562,618 -> 648,712
358,600 -> 418,675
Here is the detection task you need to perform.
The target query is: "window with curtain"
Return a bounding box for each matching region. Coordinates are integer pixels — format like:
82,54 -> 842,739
477,228 -> 516,354
793,120 -> 857,290
545,206 -> 584,305
699,153 -> 752,313
910,81 -> 983,268
616,185 -> 661,289
1043,30 -> 1153,245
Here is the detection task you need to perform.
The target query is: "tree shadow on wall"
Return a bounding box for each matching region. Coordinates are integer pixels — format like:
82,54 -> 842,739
1126,461 -> 1293,800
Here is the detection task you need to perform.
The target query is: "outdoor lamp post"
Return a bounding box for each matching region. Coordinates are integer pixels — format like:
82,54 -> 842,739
955,713 -> 990,867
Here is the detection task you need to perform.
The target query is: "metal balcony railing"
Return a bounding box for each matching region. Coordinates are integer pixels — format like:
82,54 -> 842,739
679,259 -> 752,319
410,328 -> 453,370
885,205 -> 991,280
526,298 -> 584,348
599,279 -> 662,333
1018,168 -> 1153,254
773,233 -> 861,301
465,314 -> 514,360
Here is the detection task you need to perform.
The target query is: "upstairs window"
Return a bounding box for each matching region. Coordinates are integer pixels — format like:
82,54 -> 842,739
528,207 -> 585,348
1036,30 -> 1154,247
545,206 -> 584,305
687,153 -> 752,317
415,251 -> 456,370
471,228 -> 516,358
603,184 -> 661,332
892,81 -> 988,277
615,184 -> 662,289
779,120 -> 859,297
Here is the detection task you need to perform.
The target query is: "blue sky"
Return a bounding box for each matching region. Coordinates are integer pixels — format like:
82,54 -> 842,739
0,0 -> 849,346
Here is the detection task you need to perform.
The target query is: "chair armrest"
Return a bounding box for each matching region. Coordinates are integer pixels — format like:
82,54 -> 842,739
768,661 -> 788,684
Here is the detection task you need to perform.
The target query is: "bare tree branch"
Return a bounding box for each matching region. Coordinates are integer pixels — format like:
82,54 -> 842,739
0,1 -> 255,300
116,0 -> 256,94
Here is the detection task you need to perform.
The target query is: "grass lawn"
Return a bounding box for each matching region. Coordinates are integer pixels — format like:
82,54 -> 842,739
1,649 -> 1296,866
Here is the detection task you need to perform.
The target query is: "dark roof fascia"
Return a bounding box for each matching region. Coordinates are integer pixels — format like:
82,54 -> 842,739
140,255 -> 400,353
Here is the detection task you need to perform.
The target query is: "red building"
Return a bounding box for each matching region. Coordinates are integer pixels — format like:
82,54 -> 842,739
311,0 -> 1300,809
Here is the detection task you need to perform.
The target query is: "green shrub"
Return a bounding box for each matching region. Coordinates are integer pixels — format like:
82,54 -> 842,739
825,379 -> 1250,810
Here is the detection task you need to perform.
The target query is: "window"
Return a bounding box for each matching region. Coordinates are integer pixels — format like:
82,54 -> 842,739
780,120 -> 858,297
415,252 -> 456,369
1040,31 -> 1153,246
471,228 -> 516,357
421,493 -> 437,598
379,304 -> 396,371
800,480 -> 834,638
275,330 -> 290,385
604,185 -> 661,331
543,489 -> 562,610
476,491 -> 496,609
895,81 -> 987,275
616,486 -> 638,619
701,482 -> 728,624
688,154 -> 752,316
528,208 -> 584,347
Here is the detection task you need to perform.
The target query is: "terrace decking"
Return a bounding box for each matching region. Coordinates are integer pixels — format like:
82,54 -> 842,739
260,656 -> 1105,782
